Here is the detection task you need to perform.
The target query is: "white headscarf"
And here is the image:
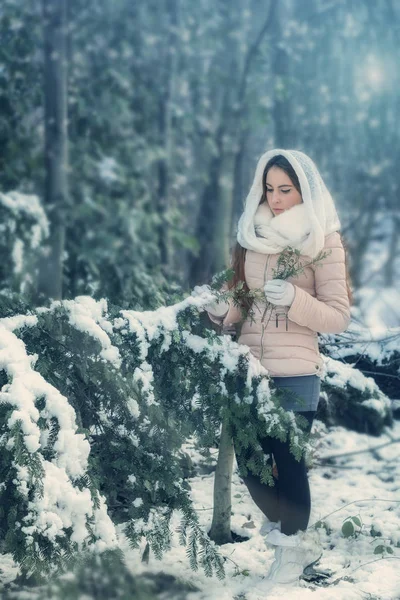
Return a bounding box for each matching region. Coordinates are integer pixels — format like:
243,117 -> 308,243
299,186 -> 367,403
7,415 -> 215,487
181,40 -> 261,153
236,148 -> 341,258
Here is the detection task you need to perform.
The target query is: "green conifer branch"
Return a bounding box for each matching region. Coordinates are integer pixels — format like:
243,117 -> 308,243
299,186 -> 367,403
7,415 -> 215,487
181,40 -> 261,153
210,246 -> 332,324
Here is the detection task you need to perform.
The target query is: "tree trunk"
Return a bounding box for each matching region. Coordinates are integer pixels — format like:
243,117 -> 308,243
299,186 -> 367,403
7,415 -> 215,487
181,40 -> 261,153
188,116 -> 227,287
156,0 -> 178,275
271,0 -> 292,146
230,1 -> 277,238
38,0 -> 68,301
348,198 -> 376,289
383,216 -> 400,287
209,414 -> 235,544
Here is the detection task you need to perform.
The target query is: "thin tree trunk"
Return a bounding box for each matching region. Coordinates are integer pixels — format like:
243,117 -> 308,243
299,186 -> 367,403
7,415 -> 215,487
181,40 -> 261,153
230,128 -> 249,242
156,0 -> 178,274
38,0 -> 68,301
230,1 -> 277,238
188,110 -> 227,286
349,200 -> 376,289
383,216 -> 399,286
209,415 -> 234,544
190,2 -> 277,285
271,0 -> 292,146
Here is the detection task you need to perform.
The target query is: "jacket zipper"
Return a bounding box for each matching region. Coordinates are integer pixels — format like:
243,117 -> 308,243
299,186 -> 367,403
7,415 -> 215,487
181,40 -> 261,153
259,255 -> 271,361
259,256 -> 290,361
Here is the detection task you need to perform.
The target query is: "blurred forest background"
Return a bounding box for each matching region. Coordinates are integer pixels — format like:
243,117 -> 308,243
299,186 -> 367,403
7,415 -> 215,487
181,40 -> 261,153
1,0 -> 399,327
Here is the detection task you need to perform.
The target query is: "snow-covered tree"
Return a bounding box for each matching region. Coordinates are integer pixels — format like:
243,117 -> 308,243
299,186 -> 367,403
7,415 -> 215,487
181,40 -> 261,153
0,288 -> 392,579
0,191 -> 49,297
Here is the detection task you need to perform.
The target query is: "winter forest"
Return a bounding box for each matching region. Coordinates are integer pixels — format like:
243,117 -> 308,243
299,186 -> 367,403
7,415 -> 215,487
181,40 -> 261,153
0,0 -> 399,598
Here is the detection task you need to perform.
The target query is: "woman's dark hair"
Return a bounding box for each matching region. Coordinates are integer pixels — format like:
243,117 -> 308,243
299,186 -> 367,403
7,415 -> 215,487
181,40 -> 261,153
227,154 -> 353,316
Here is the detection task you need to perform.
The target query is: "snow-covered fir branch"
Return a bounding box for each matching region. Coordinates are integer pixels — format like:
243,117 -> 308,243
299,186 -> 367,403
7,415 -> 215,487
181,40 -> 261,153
0,291 -> 393,579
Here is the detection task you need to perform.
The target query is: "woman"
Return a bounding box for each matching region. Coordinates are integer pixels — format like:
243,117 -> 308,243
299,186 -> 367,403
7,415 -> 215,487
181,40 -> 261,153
204,149 -> 352,586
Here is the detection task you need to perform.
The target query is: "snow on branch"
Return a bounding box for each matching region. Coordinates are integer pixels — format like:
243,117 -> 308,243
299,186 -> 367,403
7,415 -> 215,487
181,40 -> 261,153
0,321 -> 117,573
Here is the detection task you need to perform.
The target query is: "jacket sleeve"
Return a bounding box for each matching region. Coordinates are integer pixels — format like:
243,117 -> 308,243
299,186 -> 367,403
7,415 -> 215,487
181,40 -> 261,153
286,231 -> 351,334
206,282 -> 244,326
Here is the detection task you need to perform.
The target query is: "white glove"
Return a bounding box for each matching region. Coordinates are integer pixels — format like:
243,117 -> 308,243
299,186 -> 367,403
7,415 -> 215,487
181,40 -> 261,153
264,279 -> 295,307
191,285 -> 229,316
191,284 -> 212,298
204,298 -> 230,316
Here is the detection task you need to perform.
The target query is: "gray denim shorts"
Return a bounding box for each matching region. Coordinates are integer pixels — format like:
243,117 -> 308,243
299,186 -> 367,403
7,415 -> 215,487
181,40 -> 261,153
271,375 -> 321,412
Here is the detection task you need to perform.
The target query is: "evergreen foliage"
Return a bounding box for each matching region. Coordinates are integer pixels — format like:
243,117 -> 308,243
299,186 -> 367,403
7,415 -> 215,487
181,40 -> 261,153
0,291 -> 317,579
0,290 -> 392,581
0,1 -> 43,191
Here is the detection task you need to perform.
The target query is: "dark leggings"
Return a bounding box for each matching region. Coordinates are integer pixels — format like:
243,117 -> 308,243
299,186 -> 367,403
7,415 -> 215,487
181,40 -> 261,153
233,411 -> 316,536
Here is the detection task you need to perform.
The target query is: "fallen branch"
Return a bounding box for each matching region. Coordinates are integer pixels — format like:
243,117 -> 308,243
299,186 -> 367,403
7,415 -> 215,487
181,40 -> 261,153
316,437 -> 400,463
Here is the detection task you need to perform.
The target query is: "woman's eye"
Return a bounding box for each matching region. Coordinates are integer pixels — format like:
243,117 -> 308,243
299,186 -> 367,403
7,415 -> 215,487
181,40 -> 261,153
266,189 -> 290,193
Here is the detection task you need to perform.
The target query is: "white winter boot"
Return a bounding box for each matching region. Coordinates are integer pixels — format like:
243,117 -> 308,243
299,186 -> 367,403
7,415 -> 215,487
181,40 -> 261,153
263,527 -> 323,586
259,517 -> 281,538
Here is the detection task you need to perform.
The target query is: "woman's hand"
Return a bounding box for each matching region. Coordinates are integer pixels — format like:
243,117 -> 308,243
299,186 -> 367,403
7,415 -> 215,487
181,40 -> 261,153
191,284 -> 212,298
191,285 -> 229,315
264,279 -> 295,307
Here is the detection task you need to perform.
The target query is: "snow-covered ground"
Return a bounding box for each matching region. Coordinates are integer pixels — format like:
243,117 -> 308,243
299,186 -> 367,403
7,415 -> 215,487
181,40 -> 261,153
1,417 -> 399,598
1,291 -> 399,599
119,417 -> 400,600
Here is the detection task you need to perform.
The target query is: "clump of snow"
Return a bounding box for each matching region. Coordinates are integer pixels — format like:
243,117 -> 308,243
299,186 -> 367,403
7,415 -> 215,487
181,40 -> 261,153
323,355 -> 380,394
12,239 -> 24,274
49,296 -> 121,368
321,356 -> 392,418
98,156 -> 120,183
126,397 -> 140,418
133,361 -> 157,406
0,314 -> 38,332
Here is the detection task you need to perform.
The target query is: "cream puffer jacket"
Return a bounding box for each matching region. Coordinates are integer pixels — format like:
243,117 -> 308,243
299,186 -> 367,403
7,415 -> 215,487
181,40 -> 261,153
207,231 -> 351,377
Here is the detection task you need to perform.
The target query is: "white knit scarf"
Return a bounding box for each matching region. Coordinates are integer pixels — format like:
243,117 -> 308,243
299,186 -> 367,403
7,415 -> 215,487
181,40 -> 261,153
237,148 -> 341,258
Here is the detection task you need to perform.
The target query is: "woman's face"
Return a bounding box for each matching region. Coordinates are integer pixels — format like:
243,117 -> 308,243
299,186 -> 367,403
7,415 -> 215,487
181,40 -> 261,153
265,166 -> 303,216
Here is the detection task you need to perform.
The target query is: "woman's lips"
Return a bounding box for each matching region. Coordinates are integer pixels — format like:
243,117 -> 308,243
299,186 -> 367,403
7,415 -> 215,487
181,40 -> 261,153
274,208 -> 284,212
